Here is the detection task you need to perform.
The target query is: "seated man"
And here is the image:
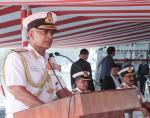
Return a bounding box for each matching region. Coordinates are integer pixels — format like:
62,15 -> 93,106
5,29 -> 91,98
72,71 -> 91,93
102,64 -> 122,90
118,67 -> 150,115
118,67 -> 137,89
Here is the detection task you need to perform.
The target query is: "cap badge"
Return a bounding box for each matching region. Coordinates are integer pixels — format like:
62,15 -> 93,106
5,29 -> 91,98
128,67 -> 133,73
44,12 -> 53,24
83,71 -> 89,77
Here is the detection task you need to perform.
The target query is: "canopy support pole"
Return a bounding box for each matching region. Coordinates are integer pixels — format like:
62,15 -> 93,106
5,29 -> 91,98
21,5 -> 32,47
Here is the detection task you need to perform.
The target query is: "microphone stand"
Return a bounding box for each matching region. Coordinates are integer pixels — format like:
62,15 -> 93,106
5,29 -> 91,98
59,54 -> 83,72
47,58 -> 70,97
48,56 -> 73,118
59,54 -> 74,64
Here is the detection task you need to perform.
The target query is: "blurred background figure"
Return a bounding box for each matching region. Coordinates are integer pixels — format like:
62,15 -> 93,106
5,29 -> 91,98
138,60 -> 149,95
70,48 -> 95,91
102,64 -> 122,90
98,46 -> 116,84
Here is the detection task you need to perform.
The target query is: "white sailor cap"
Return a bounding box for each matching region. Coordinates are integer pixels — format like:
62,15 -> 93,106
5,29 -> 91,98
72,71 -> 91,81
22,11 -> 58,31
118,66 -> 135,78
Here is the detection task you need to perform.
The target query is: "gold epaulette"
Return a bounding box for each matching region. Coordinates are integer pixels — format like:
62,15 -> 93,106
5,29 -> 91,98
11,48 -> 29,53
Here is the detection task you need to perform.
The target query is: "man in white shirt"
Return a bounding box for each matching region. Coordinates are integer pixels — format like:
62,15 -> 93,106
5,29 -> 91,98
2,11 -> 72,117
72,71 -> 91,93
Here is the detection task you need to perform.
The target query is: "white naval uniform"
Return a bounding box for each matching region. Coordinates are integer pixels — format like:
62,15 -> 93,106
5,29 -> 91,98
120,83 -> 145,117
121,82 -> 145,102
72,88 -> 91,94
3,44 -> 65,117
72,87 -> 82,94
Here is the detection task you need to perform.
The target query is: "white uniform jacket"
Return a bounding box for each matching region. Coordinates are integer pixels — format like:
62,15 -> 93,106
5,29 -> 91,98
3,44 -> 65,115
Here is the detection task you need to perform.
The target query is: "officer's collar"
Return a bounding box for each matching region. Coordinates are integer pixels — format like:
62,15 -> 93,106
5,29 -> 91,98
122,82 -> 136,88
74,87 -> 82,93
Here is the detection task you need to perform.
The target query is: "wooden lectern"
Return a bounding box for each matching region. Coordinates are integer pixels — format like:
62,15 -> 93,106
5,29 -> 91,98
14,88 -> 141,118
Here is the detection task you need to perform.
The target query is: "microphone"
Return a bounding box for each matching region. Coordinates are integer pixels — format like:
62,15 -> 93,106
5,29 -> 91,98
54,52 -> 59,56
49,53 -> 54,58
54,52 -> 101,88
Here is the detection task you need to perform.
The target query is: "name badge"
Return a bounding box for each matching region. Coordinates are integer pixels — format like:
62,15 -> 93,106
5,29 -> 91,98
31,67 -> 41,72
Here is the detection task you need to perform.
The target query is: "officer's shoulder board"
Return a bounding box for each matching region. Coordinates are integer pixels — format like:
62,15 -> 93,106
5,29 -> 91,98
72,90 -> 79,94
11,48 -> 29,53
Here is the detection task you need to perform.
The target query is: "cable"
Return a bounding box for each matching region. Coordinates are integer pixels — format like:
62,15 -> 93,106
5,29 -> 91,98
47,56 -> 69,97
67,93 -> 79,118
48,53 -> 76,118
67,95 -> 73,118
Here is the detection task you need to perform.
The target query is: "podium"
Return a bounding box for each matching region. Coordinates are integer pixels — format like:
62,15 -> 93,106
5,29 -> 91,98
14,88 -> 141,118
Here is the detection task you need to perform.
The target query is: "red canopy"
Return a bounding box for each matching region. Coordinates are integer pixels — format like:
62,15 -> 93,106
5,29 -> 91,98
0,0 -> 150,48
